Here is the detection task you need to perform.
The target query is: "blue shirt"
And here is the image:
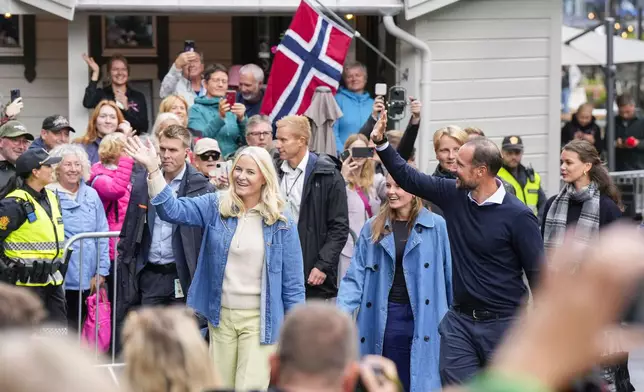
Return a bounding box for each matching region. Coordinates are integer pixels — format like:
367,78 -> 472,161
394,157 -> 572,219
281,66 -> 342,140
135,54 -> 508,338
148,165 -> 186,265
79,138 -> 101,165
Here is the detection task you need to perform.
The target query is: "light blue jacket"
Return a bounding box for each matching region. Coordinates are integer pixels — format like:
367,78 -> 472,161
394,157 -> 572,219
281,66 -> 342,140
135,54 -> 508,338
333,87 -> 374,152
56,182 -> 110,291
188,96 -> 247,158
337,208 -> 453,392
151,186 -> 306,344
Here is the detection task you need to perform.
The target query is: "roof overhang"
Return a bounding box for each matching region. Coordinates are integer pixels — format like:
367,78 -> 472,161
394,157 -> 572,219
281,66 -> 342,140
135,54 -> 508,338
405,0 -> 460,20
74,0 -> 403,15
1,0 -> 75,19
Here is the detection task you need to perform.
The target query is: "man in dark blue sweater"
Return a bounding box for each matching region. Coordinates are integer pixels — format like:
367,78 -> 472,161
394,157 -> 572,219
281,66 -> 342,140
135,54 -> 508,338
370,113 -> 543,385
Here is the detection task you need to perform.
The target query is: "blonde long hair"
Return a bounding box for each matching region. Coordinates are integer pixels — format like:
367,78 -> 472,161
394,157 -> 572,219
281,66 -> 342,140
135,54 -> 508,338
343,134 -> 375,191
370,175 -> 424,243
122,307 -> 219,392
219,146 -> 287,225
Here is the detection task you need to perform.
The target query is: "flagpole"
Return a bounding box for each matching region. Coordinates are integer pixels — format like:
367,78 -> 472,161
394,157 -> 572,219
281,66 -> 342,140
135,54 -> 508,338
308,0 -> 409,82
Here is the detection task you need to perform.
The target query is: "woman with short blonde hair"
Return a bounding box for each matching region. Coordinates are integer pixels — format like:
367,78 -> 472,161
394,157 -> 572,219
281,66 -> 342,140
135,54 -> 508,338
122,307 -> 220,392
159,94 -> 189,127
125,140 -> 306,391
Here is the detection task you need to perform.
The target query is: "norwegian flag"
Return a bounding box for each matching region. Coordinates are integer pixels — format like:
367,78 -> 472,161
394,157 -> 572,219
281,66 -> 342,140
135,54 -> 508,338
260,0 -> 353,121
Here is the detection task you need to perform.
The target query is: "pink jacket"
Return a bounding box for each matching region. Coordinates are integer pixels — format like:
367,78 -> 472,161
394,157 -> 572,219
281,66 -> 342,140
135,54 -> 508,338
89,157 -> 134,260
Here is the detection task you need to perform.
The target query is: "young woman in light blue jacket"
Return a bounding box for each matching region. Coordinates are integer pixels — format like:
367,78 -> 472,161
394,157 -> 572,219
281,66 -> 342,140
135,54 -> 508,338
337,174 -> 453,392
125,139 -> 305,392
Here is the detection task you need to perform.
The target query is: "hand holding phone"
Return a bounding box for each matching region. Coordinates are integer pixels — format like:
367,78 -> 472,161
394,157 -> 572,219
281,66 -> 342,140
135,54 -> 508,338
225,90 -> 237,105
184,40 -> 196,52
352,147 -> 374,158
375,83 -> 387,97
10,89 -> 20,102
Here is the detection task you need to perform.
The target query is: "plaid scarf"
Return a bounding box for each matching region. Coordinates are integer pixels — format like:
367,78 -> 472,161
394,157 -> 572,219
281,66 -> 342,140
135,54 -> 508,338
543,182 -> 601,251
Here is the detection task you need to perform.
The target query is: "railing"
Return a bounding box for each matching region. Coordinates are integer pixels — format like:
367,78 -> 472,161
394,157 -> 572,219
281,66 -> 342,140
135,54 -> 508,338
609,170 -> 644,216
94,363 -> 126,386
61,231 -> 121,363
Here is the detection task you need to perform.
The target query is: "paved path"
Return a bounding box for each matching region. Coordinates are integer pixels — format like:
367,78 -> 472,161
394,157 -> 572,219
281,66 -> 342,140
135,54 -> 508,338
631,349 -> 644,390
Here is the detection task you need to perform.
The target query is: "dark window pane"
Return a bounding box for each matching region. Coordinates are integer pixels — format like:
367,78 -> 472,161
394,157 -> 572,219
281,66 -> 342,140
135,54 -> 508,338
104,16 -> 154,49
0,15 -> 20,48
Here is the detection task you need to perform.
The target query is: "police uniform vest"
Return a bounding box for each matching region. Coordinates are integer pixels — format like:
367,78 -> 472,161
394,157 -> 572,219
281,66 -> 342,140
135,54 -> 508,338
3,189 -> 65,286
497,167 -> 541,215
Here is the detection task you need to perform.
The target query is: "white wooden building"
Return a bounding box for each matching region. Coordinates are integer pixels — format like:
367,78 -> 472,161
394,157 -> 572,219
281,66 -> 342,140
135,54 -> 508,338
0,0 -> 561,192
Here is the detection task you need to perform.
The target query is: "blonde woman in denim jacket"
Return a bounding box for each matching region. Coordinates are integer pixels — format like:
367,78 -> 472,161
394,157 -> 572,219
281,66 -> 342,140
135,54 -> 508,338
125,140 -> 306,391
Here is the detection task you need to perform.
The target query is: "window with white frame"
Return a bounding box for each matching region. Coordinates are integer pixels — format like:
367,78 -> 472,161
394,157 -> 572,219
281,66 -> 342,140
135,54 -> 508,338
102,16 -> 157,57
0,15 -> 23,56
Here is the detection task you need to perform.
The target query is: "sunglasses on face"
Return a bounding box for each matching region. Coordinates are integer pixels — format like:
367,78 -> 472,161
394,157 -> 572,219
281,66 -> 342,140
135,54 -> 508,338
198,151 -> 221,161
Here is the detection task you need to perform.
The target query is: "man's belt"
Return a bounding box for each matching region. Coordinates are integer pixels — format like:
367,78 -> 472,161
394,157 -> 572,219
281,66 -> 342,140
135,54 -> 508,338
453,305 -> 513,321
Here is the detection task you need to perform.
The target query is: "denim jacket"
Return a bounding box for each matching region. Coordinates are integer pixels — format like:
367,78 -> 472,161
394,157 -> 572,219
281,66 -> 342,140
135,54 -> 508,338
151,186 -> 306,344
337,208 -> 453,391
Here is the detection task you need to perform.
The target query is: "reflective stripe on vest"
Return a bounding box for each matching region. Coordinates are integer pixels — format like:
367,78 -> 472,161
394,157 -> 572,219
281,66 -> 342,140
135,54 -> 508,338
4,189 -> 65,286
497,167 -> 541,215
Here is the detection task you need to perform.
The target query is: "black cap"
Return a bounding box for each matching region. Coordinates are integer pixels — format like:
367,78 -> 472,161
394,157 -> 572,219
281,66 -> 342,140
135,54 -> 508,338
501,135 -> 523,151
15,148 -> 62,177
42,115 -> 76,133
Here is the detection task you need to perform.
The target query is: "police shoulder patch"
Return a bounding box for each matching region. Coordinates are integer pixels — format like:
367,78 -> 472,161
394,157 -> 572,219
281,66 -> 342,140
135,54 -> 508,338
0,216 -> 10,230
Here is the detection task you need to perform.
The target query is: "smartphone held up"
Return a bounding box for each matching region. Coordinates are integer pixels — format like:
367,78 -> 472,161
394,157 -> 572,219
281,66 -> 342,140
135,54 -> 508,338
184,40 -> 196,52
225,90 -> 237,105
10,89 -> 20,102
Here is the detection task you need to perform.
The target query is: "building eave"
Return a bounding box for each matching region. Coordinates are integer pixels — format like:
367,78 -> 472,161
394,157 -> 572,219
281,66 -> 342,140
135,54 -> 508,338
74,0 -> 403,15
404,0 -> 461,20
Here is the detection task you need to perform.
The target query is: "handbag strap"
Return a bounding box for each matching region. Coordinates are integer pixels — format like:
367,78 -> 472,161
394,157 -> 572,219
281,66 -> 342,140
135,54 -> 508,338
355,187 -> 373,218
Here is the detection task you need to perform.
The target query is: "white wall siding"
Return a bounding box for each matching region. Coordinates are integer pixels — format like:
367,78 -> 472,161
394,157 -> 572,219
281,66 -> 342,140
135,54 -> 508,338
399,0 -> 561,193
0,15 -> 69,137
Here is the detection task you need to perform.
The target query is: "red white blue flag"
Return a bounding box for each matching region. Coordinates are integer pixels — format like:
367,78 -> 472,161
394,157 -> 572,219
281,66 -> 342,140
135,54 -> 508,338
260,0 -> 353,121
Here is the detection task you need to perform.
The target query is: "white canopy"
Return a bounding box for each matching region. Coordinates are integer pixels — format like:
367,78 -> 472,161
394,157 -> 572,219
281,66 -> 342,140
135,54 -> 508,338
562,25 -> 644,66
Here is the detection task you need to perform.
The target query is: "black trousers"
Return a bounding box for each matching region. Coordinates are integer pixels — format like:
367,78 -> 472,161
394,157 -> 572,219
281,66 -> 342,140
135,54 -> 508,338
65,289 -> 90,331
138,263 -> 184,306
30,284 -> 67,324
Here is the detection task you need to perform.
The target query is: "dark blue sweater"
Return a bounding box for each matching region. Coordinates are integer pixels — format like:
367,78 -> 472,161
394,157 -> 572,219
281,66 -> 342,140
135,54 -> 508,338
378,145 -> 544,314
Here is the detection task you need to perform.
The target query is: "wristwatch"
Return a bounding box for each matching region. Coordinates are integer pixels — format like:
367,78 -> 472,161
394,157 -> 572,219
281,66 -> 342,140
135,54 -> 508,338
374,133 -> 388,147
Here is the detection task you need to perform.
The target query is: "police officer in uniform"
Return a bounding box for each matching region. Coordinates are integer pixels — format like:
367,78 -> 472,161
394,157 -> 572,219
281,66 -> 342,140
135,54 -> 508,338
497,135 -> 546,216
0,148 -> 66,323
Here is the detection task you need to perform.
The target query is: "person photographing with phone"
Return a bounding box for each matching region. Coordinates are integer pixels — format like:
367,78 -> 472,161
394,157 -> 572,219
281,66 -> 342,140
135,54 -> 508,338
1,89 -> 23,126
160,40 -> 206,106
339,134 -> 381,282
188,64 -> 247,158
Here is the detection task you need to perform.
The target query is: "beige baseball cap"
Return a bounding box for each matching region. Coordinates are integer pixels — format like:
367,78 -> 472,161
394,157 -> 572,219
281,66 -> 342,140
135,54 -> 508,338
194,138 -> 221,155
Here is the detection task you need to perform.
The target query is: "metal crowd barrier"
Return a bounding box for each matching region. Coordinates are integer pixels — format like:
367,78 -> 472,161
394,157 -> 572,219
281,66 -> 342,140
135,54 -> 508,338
609,170 -> 644,216
94,363 -> 126,386
61,231 -> 121,363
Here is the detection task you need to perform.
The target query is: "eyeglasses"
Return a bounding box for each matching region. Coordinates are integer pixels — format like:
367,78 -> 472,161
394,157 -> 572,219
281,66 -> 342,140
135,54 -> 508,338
198,151 -> 221,161
248,131 -> 272,139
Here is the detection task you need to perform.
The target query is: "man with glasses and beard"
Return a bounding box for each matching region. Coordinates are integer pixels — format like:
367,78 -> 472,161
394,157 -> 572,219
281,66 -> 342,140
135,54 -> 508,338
370,112 -> 543,387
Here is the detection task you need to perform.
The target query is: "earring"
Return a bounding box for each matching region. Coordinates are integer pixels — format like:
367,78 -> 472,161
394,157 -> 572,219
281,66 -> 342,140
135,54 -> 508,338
583,171 -> 588,176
